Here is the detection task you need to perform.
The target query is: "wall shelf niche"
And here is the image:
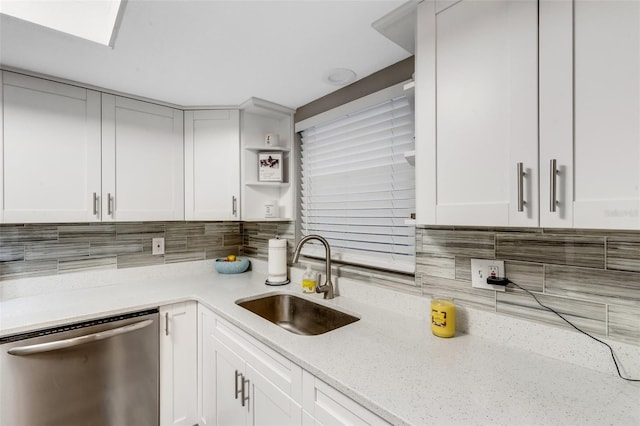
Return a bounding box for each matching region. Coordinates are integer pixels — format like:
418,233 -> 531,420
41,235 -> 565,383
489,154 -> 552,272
240,98 -> 296,221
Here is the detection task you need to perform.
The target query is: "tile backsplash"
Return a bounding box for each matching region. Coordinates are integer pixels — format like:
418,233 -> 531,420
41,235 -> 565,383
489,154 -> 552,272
416,227 -> 640,346
0,222 -> 243,280
3,221 -> 638,347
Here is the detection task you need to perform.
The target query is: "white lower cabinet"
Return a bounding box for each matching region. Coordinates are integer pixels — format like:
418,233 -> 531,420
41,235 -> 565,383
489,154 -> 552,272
160,302 -> 198,426
196,303 -> 389,426
198,304 -> 302,426
302,371 -> 389,426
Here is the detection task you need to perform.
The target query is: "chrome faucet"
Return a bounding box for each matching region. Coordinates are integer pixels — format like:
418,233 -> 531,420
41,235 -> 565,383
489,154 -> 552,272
291,235 -> 335,299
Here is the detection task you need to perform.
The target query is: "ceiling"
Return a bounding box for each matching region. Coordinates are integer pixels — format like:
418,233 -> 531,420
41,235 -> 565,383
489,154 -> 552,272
0,0 -> 411,110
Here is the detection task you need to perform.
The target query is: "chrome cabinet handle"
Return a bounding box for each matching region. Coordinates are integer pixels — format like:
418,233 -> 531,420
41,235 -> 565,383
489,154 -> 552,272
8,319 -> 154,356
235,370 -> 242,399
232,196 -> 237,217
517,162 -> 526,212
107,193 -> 114,216
550,159 -> 558,212
92,192 -> 98,216
165,312 -> 169,336
241,377 -> 250,408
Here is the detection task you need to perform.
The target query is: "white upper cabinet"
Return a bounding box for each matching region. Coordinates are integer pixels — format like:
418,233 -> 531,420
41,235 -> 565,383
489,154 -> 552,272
541,0 -> 640,229
102,94 -> 184,221
416,0 -> 538,226
1,72 -> 101,223
184,110 -> 240,221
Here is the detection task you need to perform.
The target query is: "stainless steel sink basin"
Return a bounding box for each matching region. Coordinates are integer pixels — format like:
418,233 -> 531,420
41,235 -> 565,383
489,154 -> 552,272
236,293 -> 359,336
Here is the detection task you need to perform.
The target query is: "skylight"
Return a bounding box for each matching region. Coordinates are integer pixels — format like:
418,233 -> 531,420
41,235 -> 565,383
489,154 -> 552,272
0,0 -> 124,46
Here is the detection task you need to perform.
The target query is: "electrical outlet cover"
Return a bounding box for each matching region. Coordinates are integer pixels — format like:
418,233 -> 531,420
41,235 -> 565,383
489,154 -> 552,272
471,259 -> 506,292
152,237 -> 165,255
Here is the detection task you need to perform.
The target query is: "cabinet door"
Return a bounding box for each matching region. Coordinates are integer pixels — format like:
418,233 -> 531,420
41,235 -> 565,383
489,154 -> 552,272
1,72 -> 101,223
417,0 -> 538,226
539,0 -> 573,228
102,94 -> 184,221
572,0 -> 640,229
248,364 -> 302,426
198,305 -> 216,425
213,337 -> 248,426
184,110 -> 240,220
160,302 -> 197,426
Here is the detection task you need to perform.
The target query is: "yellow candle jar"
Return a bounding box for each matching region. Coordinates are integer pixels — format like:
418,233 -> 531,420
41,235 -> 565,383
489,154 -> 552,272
431,297 -> 456,338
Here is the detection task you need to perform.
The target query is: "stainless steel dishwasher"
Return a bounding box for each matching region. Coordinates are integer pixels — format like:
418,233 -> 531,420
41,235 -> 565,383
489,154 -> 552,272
0,308 -> 160,426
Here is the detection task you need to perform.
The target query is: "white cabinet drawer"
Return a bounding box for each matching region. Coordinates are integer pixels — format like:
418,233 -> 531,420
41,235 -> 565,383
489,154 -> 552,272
302,371 -> 389,426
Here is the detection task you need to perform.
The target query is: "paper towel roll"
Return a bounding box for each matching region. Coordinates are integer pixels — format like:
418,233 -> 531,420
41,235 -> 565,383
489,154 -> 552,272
267,238 -> 288,284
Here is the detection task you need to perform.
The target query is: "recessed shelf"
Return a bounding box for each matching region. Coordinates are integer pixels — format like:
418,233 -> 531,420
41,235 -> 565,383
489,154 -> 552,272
245,146 -> 291,152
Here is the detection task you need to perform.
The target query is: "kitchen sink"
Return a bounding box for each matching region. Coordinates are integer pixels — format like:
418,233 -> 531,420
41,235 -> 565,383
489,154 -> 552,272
235,293 -> 359,336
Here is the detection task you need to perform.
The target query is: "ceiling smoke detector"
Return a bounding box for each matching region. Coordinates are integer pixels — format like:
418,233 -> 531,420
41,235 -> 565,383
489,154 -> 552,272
324,68 -> 357,86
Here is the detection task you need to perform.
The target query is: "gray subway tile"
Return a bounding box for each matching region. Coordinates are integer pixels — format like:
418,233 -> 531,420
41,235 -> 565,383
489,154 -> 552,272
0,260 -> 58,280
165,237 -> 188,253
205,222 -> 241,235
606,237 -> 640,273
546,265 -> 640,307
421,229 -> 495,258
116,223 -> 165,240
0,225 -> 58,243
455,257 -> 472,281
90,241 -> 143,256
608,304 -> 640,345
496,233 -> 604,268
117,253 -> 164,269
166,222 -> 205,239
503,261 -> 544,292
165,251 -> 205,264
0,245 -> 25,262
187,235 -> 224,251
58,224 -> 116,242
497,291 -> 606,335
25,242 -> 90,261
59,256 -> 117,274
416,254 -> 455,280
223,234 -> 242,247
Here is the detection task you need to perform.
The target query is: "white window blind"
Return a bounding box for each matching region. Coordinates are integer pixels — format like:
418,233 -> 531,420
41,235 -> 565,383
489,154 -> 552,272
300,95 -> 415,273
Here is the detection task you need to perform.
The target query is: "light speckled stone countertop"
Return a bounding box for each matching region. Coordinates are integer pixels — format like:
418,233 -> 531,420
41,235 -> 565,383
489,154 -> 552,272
1,260 -> 639,425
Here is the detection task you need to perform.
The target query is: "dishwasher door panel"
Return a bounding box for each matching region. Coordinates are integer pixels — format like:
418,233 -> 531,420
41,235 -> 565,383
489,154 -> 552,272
1,312 -> 159,426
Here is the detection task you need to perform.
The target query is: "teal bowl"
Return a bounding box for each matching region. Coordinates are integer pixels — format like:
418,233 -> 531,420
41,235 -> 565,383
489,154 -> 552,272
215,258 -> 250,274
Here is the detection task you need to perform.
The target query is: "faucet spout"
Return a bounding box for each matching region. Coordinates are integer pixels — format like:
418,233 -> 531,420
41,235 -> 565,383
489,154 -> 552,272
291,235 -> 335,299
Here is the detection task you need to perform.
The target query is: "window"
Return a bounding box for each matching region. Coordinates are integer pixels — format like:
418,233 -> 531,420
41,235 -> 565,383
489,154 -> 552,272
299,94 -> 415,273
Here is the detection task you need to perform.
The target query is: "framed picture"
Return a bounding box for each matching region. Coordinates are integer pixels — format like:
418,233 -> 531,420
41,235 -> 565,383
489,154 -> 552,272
258,151 -> 283,182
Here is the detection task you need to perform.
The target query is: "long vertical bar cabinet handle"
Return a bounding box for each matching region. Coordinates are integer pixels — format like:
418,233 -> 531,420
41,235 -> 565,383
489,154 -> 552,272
517,162 -> 525,212
550,159 -> 558,212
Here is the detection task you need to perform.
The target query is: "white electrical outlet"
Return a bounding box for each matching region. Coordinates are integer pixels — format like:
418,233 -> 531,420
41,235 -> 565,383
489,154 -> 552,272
152,237 -> 165,255
471,259 -> 506,292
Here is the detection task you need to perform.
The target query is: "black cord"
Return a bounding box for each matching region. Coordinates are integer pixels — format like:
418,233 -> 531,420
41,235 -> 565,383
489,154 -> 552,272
507,279 -> 639,382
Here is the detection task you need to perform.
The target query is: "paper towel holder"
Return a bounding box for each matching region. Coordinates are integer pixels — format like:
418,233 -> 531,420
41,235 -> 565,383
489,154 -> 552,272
266,235 -> 290,286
